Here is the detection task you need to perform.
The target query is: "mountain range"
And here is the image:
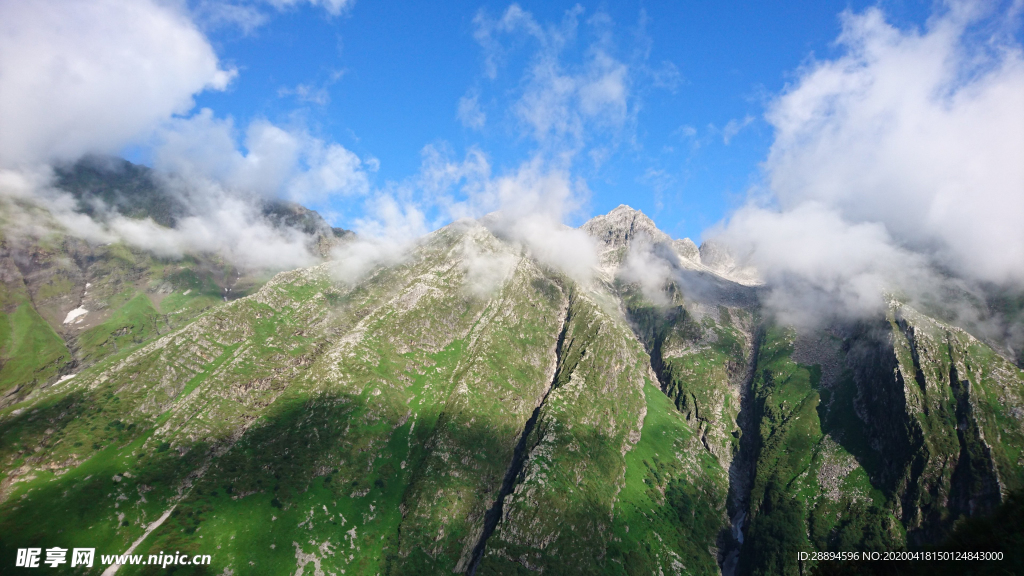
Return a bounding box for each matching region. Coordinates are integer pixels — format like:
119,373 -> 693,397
1,159 -> 1022,575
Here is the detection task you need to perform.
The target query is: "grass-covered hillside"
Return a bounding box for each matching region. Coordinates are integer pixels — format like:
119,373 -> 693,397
1,193 -> 1022,576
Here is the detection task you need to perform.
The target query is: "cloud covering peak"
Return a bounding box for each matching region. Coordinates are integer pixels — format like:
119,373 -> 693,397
713,2 -> 1024,322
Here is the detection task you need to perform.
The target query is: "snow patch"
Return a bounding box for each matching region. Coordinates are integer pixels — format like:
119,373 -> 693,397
63,307 -> 88,324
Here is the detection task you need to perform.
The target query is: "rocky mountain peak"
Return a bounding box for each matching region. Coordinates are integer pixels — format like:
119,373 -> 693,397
582,204 -> 672,249
673,238 -> 701,263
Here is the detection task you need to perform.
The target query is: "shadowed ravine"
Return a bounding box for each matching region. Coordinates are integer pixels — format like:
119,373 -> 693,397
720,325 -> 763,576
465,298 -> 574,575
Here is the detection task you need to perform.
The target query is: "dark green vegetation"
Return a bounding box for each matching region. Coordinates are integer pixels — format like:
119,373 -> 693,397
55,155 -> 190,228
810,490 -> 1024,576
1,193 -> 1023,576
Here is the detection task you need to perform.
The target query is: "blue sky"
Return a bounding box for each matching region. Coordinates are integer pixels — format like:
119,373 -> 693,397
179,0 -> 935,241
2,0 -> 1021,303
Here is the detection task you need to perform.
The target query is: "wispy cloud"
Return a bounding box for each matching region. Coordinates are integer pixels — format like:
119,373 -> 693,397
192,0 -> 355,35
457,93 -> 487,129
721,115 -> 753,145
278,84 -> 330,106
472,4 -> 637,161
193,1 -> 269,34
278,70 -> 345,106
264,0 -> 355,17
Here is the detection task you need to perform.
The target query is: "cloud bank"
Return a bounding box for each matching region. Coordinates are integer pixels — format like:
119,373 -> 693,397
153,110 -> 373,204
712,2 -> 1024,323
0,0 -> 375,272
0,0 -> 234,167
0,165 -> 324,272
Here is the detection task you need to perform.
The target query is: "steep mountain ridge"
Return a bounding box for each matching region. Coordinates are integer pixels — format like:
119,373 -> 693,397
55,156 -> 353,256
0,192 -> 1022,575
0,158 -> 351,408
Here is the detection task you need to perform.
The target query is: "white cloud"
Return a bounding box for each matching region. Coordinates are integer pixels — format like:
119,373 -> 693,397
324,146 -> 598,285
0,0 -> 365,274
0,0 -> 234,167
619,236 -> 675,305
460,233 -> 518,297
641,168 -> 674,193
278,83 -> 331,106
480,161 -> 598,282
713,2 -> 1024,322
194,0 -> 353,34
101,207 -> 316,271
278,70 -> 344,106
0,168 -> 320,272
715,202 -> 928,324
153,110 -> 371,202
288,140 -> 371,203
415,144 -> 492,220
763,4 -> 1024,284
678,125 -> 697,138
330,194 -> 428,283
193,1 -> 269,34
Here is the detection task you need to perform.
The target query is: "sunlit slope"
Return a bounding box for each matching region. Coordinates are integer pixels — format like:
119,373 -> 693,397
0,221 -> 731,575
0,157 -> 343,408
581,207 -> 1024,576
2,203 -> 1023,576
0,201 -> 268,408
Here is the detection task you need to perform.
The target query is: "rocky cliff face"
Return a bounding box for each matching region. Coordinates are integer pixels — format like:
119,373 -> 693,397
0,194 -> 1021,576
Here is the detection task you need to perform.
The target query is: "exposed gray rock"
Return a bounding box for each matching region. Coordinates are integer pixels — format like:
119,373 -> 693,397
699,239 -> 761,286
673,238 -> 701,263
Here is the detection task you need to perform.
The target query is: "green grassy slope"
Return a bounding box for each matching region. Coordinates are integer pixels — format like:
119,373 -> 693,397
0,287 -> 71,400
0,194 -> 273,405
0,222 -> 744,575
732,307 -> 1024,575
738,326 -> 902,576
3,202 -> 1024,576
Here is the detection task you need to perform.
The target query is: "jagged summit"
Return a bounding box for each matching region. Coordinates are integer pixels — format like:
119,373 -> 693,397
582,204 -> 700,274
582,204 -> 673,249
581,204 -> 761,287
